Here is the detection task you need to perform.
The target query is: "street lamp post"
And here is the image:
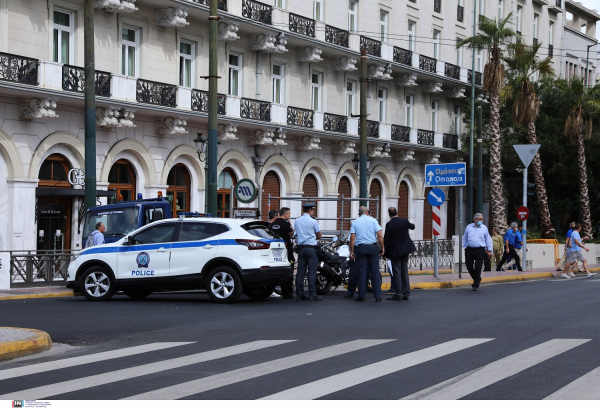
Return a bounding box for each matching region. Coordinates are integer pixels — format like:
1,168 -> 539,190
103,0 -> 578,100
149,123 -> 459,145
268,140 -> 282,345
585,44 -> 594,86
83,0 -> 96,211
359,49 -> 368,207
206,0 -> 219,216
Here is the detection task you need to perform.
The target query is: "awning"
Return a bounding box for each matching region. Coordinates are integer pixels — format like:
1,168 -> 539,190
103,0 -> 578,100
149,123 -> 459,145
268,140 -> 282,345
36,188 -> 116,197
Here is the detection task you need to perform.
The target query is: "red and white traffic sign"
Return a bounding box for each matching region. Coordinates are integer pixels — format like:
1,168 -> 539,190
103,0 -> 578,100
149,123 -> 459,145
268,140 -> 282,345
517,206 -> 529,221
432,205 -> 441,236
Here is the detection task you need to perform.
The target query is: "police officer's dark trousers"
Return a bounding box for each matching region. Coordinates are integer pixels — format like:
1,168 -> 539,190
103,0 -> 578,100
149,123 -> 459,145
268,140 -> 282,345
355,244 -> 381,299
496,245 -> 523,271
279,244 -> 295,296
296,247 -> 318,298
465,247 -> 485,287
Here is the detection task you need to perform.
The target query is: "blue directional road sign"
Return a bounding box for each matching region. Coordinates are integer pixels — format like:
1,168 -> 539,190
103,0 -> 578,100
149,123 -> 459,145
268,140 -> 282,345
425,162 -> 467,187
427,188 -> 446,207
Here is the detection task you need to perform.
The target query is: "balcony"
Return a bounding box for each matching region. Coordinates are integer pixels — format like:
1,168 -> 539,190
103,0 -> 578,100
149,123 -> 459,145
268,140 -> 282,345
62,65 -> 111,97
434,0 -> 441,13
289,13 -> 315,38
240,97 -> 271,121
360,36 -> 382,58
323,113 -> 348,133
419,55 -> 437,73
444,63 -> 461,80
189,0 -> 227,11
468,69 -> 482,86
242,0 -> 272,25
0,52 -> 38,85
287,106 -> 314,128
359,120 -> 380,138
391,125 -> 411,142
191,89 -> 226,115
417,129 -> 435,145
457,5 -> 464,22
443,133 -> 459,149
136,79 -> 177,107
325,25 -> 349,48
393,47 -> 412,66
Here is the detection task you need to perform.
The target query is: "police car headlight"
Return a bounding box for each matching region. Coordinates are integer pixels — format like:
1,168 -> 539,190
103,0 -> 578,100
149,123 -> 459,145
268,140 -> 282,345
71,254 -> 80,262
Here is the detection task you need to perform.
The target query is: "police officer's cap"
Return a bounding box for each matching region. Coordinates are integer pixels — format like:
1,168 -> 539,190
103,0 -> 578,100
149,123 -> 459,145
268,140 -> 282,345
302,203 -> 316,210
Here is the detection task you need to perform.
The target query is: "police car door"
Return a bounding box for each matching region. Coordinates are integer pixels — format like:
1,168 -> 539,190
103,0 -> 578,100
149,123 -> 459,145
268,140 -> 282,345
169,221 -> 218,278
117,223 -> 176,281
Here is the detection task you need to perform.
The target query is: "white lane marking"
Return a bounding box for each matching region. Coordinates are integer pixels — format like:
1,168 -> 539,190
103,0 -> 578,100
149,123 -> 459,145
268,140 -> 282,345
404,339 -> 591,400
0,340 -> 294,400
545,365 -> 600,400
125,339 -> 394,400
0,342 -> 193,381
260,338 -> 494,400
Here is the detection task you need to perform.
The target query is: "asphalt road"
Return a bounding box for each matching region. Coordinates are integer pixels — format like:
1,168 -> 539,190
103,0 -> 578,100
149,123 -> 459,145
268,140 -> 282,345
1,276 -> 599,400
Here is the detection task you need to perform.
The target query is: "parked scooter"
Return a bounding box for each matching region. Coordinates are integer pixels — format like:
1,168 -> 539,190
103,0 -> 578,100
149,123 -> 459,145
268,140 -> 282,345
315,236 -> 352,295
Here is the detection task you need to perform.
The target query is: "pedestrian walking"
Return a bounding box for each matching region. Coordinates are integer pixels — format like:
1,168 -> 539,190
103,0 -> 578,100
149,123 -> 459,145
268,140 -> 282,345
294,203 -> 322,301
507,226 -> 524,271
462,213 -> 493,291
383,207 -> 416,301
496,222 -> 523,272
348,206 -> 385,302
85,222 -> 106,248
562,223 -> 597,278
269,207 -> 295,299
491,228 -> 503,270
558,222 -> 581,275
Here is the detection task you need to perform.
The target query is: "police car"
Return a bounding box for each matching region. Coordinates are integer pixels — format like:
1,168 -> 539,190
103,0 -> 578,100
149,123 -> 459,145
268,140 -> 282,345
66,215 -> 292,303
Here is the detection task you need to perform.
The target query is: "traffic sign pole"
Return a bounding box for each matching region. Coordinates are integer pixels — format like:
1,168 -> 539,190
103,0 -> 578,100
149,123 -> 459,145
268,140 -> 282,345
523,166 -> 527,271
432,205 -> 441,279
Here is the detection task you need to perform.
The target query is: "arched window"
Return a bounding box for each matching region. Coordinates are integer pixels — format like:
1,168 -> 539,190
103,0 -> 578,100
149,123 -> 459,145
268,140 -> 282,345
398,180 -> 409,219
38,154 -> 71,188
167,164 -> 191,217
337,176 -> 352,233
217,168 -> 237,218
262,171 -> 280,221
302,174 -> 319,217
423,187 -> 433,240
108,160 -> 136,203
369,179 -> 382,225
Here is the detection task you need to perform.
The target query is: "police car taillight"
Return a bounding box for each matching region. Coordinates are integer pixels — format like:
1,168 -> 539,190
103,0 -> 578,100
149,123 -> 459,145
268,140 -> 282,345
235,239 -> 270,250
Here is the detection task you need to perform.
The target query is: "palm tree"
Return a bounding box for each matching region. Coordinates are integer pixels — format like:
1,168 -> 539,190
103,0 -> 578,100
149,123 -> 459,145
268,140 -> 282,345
503,41 -> 554,237
458,14 -> 519,232
558,78 -> 600,238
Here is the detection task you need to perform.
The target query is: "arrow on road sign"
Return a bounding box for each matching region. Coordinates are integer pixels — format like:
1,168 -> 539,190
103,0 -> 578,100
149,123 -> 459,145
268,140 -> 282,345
430,191 -> 443,203
427,171 -> 434,183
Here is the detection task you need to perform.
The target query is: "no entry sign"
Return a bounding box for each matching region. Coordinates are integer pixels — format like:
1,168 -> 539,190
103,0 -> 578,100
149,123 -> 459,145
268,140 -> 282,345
517,206 -> 529,221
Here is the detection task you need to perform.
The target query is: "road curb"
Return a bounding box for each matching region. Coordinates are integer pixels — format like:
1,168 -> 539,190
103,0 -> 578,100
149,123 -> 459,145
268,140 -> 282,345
0,291 -> 79,301
0,327 -> 52,361
380,272 -> 555,290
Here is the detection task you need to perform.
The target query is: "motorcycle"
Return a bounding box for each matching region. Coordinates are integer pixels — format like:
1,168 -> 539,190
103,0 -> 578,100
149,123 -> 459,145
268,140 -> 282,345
315,236 -> 352,295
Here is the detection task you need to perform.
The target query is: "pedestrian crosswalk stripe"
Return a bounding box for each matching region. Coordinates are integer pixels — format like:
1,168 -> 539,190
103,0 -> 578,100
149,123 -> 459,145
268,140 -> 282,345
0,342 -> 194,381
403,339 -> 591,400
260,338 -> 494,400
545,365 -> 600,400
124,339 -> 394,400
0,340 -> 294,400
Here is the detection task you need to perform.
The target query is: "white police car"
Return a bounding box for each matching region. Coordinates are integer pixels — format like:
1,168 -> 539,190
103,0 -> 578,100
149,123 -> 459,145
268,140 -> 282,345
66,217 -> 291,303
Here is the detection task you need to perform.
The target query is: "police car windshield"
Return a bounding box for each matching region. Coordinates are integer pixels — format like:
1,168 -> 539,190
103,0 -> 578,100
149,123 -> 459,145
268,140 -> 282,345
84,207 -> 139,237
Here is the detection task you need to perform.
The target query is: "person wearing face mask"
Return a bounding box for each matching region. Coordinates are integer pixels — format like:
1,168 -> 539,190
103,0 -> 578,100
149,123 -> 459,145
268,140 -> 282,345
496,222 -> 523,272
462,213 -> 493,291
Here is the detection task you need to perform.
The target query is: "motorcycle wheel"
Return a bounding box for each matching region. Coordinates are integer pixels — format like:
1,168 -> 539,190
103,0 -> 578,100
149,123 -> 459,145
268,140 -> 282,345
315,270 -> 333,295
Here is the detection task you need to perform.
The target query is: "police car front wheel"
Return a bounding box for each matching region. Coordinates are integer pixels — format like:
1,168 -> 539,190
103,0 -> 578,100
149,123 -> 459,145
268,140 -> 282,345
206,267 -> 243,303
80,267 -> 116,301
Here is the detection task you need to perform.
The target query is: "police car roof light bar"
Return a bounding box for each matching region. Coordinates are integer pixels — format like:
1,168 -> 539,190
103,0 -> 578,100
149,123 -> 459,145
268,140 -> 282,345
178,212 -> 214,218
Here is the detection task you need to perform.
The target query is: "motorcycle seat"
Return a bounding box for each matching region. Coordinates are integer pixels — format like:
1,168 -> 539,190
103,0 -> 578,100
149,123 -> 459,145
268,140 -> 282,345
324,251 -> 345,264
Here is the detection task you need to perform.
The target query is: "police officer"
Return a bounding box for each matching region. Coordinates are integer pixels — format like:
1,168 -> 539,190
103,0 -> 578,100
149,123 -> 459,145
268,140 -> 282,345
294,203 -> 322,301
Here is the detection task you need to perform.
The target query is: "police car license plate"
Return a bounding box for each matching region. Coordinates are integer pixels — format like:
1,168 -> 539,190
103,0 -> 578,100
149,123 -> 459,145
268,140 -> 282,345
272,250 -> 283,262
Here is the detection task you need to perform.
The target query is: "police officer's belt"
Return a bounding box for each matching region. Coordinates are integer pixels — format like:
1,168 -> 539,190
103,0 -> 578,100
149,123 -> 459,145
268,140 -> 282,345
296,245 -> 319,250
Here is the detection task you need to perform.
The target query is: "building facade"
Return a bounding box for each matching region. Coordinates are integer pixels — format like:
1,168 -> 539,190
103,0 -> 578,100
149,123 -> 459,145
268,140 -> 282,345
560,0 -> 598,85
0,0 -> 565,254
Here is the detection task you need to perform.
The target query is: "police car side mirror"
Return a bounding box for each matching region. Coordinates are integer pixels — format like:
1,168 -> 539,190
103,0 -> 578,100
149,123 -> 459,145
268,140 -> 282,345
125,235 -> 134,245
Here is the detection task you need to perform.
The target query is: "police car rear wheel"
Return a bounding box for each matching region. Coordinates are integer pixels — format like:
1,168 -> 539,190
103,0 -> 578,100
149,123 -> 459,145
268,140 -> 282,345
80,267 -> 116,301
123,289 -> 153,300
206,267 -> 242,303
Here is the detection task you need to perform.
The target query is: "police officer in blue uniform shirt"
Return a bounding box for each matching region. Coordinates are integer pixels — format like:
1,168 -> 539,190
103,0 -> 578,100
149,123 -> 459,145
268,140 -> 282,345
294,203 -> 323,301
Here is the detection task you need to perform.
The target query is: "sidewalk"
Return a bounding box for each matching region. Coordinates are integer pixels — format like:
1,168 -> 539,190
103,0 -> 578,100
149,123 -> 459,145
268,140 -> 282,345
0,327 -> 52,361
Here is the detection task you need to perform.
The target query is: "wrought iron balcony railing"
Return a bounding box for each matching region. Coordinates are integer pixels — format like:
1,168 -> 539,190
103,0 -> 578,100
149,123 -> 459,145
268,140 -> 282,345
240,97 -> 271,121
468,69 -> 482,86
417,129 -> 435,145
62,64 -> 111,97
323,113 -> 348,133
360,36 -> 382,57
443,133 -> 459,149
325,25 -> 349,48
191,89 -> 226,115
444,62 -> 461,80
359,120 -> 380,138
189,0 -> 227,11
289,13 -> 315,37
391,125 -> 411,142
393,47 -> 412,66
0,52 -> 38,85
419,55 -> 437,73
136,79 -> 177,107
287,106 -> 314,128
533,38 -> 538,46
457,5 -> 464,22
242,0 -> 272,25
434,0 -> 441,13
548,44 -> 553,57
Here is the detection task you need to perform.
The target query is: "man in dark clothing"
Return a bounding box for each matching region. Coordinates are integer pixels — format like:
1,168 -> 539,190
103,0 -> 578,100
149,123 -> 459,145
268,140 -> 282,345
269,207 -> 295,299
383,207 -> 416,301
